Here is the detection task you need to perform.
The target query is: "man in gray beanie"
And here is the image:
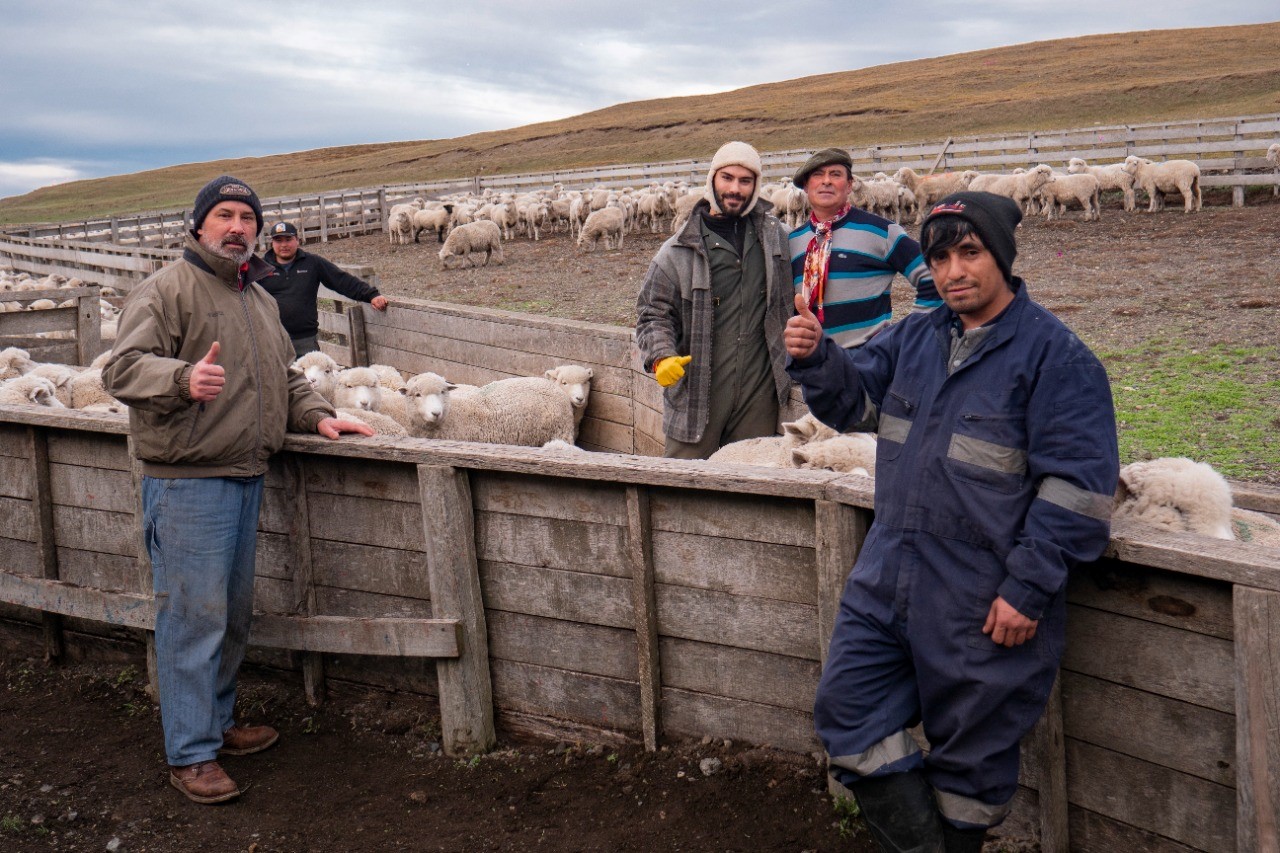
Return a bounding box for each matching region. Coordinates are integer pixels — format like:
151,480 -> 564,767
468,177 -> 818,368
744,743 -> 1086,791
784,191 -> 1118,852
635,141 -> 794,458
104,176 -> 373,804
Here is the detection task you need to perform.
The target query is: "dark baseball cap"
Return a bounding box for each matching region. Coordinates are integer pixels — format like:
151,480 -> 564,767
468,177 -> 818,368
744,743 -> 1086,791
269,221 -> 298,238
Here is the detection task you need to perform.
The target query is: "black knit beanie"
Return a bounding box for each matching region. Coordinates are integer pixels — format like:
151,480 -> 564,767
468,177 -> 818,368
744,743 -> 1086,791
919,191 -> 1022,282
190,175 -> 263,235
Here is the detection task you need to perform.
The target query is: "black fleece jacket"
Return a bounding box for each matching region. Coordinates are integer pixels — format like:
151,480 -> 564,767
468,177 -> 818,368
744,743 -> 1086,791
261,247 -> 380,338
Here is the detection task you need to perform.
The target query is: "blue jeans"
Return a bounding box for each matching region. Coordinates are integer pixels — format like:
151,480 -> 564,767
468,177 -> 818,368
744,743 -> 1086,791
142,475 -> 264,767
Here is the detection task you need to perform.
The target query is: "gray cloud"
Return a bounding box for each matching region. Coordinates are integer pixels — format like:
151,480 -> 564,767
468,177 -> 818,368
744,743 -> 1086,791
1,1 -> 1275,199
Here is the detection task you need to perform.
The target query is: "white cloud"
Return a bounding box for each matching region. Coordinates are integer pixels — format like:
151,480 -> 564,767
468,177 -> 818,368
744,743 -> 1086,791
0,161 -> 86,201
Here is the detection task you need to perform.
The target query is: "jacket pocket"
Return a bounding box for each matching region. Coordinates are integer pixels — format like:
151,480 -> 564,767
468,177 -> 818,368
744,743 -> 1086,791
946,410 -> 1028,493
875,386 -> 918,461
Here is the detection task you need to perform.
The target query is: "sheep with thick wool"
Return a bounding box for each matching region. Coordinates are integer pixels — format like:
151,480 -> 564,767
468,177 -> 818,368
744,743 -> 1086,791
407,373 -> 576,446
27,363 -> 80,407
543,364 -> 593,426
1266,143 -> 1280,197
893,168 -> 981,222
792,433 -> 878,477
0,347 -> 35,381
1122,156 -> 1202,213
1067,158 -> 1136,211
69,368 -> 120,409
968,165 -> 1055,214
578,207 -> 626,251
335,407 -> 409,437
439,220 -> 504,269
0,374 -> 64,408
706,413 -> 840,468
412,204 -> 453,243
291,351 -> 339,404
1110,457 -> 1280,546
1038,173 -> 1102,221
387,203 -> 418,245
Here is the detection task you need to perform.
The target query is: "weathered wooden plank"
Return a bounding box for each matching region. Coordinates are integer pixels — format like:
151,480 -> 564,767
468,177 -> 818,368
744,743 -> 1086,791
1063,605 -> 1234,713
1033,676 -> 1068,853
247,613 -> 459,658
1234,586 -> 1280,853
51,505 -> 136,558
308,540 -> 428,599
1107,519 -> 1280,593
649,488 -> 815,548
1069,560 -> 1234,640
1062,739 -> 1235,853
476,511 -> 628,578
0,455 -> 32,498
489,658 -> 640,732
480,561 -> 633,629
284,455 -> 324,704
652,530 -> 816,605
322,654 -> 438,696
303,455 -> 420,502
54,547 -> 139,594
486,609 -> 635,680
1067,805 -> 1202,853
313,584 -> 436,619
626,486 -> 661,751
26,428 -> 63,659
1060,671 -> 1234,788
471,472 -> 627,525
305,491 -> 425,550
0,495 -> 36,542
661,688 -> 819,754
655,584 -> 819,661
814,500 -> 868,666
48,462 -> 134,513
659,637 -> 819,713
417,464 -> 495,756
0,574 -> 153,628
46,430 -> 130,470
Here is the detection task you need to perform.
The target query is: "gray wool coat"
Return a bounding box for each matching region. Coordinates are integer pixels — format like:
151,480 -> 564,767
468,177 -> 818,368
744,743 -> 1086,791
634,198 -> 795,444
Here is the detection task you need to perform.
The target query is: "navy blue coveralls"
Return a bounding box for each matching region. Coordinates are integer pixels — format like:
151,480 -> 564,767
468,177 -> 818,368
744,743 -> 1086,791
787,279 -> 1119,829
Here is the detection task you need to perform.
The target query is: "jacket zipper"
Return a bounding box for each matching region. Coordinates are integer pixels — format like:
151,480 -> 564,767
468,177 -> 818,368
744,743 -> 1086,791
237,276 -> 265,466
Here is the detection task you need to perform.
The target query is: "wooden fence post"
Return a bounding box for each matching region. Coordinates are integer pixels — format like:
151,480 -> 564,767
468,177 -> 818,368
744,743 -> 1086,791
626,486 -> 661,751
417,464 -> 495,757
1234,585 -> 1280,853
25,427 -> 63,662
284,455 -> 325,705
814,500 -> 869,666
347,305 -> 369,367
1032,674 -> 1069,852
75,291 -> 101,365
126,436 -> 160,701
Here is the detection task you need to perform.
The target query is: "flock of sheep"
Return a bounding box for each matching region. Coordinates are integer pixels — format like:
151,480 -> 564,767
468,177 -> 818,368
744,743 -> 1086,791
373,145 -> 1278,269
1,270 -> 123,341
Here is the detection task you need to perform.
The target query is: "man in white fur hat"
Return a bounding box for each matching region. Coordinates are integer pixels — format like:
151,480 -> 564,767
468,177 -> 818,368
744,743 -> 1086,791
636,141 -> 794,458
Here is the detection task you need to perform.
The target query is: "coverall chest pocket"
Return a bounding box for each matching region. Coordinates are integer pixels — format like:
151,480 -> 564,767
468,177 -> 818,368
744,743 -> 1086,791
875,386 -> 918,462
946,410 -> 1028,493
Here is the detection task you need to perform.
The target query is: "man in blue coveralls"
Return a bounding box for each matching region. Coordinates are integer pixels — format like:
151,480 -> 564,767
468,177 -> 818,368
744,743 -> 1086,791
784,191 -> 1119,852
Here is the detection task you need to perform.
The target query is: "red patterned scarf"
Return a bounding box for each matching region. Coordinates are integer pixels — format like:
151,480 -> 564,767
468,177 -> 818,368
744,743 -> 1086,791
801,204 -> 850,324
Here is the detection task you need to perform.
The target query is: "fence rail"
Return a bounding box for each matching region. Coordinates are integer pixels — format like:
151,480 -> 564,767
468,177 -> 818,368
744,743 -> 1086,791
7,113 -> 1279,250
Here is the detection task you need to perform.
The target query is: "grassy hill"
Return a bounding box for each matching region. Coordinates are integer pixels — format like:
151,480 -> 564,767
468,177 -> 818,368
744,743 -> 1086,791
2,21 -> 1278,226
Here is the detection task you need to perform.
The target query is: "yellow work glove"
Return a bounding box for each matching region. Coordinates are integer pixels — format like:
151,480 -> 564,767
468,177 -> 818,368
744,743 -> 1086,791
654,355 -> 692,387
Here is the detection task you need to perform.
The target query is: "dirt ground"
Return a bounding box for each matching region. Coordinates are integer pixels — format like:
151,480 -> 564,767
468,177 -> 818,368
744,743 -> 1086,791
2,191 -> 1277,852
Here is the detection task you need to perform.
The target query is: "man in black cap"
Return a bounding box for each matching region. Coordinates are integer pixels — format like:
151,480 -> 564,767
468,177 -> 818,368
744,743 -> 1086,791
262,220 -> 388,358
104,176 -> 373,805
789,148 -> 940,349
785,192 -> 1118,852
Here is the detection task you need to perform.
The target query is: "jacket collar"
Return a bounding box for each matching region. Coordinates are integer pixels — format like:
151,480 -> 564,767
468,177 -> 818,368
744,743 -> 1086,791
183,232 -> 276,287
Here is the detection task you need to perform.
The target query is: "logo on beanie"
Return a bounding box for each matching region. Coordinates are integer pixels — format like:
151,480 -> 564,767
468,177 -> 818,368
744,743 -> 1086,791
219,183 -> 252,198
930,202 -> 966,215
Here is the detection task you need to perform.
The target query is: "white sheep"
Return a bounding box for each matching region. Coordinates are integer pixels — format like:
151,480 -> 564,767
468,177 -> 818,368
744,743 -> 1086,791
1266,143 -> 1280,197
792,433 -> 878,477
706,413 -> 841,468
400,372 -> 455,433
1112,457 -> 1236,540
27,363 -> 80,407
0,347 -> 36,381
370,363 -> 407,393
414,375 -> 577,446
893,169 -> 981,223
334,367 -> 382,412
578,207 -> 626,252
543,364 -> 593,426
69,368 -> 120,409
0,374 -> 65,408
292,351 -> 340,404
1067,158 -> 1136,212
1038,173 -> 1102,222
335,407 -> 409,437
1122,156 -> 1202,213
848,176 -> 899,221
439,220 -> 504,269
968,165 -> 1055,214
412,204 -> 453,243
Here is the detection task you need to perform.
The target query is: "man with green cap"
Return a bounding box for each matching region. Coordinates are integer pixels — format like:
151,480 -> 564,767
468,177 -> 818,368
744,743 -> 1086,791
635,141 -> 794,458
790,148 -> 941,349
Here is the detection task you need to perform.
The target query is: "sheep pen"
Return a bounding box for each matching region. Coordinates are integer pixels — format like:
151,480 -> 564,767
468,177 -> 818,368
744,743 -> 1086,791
1,188 -> 1279,853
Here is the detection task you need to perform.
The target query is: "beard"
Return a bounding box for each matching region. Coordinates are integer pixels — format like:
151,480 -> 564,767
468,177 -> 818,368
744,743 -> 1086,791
714,187 -> 750,217
200,231 -> 254,264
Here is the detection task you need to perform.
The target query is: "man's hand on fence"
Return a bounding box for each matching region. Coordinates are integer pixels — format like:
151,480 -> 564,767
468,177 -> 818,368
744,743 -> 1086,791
370,295 -> 388,311
189,342 -> 225,402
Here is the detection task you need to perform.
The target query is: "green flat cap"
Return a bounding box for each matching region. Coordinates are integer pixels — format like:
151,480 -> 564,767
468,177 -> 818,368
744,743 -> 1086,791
793,148 -> 853,188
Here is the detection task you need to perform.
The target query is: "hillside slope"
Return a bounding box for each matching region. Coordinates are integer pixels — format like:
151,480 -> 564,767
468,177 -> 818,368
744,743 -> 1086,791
2,21 -> 1278,225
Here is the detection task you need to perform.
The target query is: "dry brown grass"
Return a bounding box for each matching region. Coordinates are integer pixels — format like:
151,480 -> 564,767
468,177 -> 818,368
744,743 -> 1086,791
3,22 -> 1278,225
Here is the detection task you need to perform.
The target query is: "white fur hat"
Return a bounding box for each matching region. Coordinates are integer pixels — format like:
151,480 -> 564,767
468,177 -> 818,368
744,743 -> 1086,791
703,141 -> 763,216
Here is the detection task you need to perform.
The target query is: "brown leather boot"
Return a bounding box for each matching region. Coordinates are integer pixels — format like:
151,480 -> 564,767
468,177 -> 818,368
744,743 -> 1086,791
169,760 -> 240,804
220,724 -> 280,756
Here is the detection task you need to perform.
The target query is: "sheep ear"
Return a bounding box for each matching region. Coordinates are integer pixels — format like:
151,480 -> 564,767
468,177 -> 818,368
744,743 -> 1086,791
398,387 -> 407,396
445,382 -> 458,391
544,369 -> 555,380
791,447 -> 811,466
586,368 -> 593,378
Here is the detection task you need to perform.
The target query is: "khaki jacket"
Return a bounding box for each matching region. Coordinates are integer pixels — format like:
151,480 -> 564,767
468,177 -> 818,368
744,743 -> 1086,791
104,234 -> 334,478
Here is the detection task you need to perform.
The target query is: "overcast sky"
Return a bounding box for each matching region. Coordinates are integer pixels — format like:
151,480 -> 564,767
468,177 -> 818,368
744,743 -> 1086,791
1,2 -> 1275,200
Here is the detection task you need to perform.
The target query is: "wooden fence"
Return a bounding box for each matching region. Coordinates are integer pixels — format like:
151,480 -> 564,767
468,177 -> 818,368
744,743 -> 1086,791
0,286 -> 104,364
7,113 -> 1279,248
2,296 -> 1278,849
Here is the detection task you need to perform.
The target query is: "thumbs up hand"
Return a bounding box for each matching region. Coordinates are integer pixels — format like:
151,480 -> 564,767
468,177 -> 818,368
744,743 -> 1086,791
654,355 -> 692,388
785,293 -> 823,360
189,341 -> 226,402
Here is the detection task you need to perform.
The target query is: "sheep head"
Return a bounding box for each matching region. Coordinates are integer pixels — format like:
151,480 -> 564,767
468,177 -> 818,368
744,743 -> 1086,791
334,367 -> 381,411
402,372 -> 455,428
1112,457 -> 1234,540
544,364 -> 593,410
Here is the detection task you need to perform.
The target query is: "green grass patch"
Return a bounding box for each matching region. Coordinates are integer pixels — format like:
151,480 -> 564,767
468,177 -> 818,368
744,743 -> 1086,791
1099,340 -> 1280,480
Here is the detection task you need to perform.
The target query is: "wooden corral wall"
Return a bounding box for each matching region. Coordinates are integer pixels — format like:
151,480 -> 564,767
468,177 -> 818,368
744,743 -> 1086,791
0,406 -> 1277,852
0,286 -> 104,364
7,113 -> 1279,248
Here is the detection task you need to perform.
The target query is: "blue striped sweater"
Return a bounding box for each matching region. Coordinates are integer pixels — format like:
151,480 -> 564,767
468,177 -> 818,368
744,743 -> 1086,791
789,207 -> 942,348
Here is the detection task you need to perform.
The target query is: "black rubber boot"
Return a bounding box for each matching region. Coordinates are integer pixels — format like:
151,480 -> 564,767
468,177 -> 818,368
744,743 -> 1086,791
941,823 -> 987,853
848,770 -> 946,853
